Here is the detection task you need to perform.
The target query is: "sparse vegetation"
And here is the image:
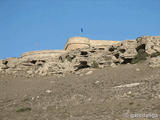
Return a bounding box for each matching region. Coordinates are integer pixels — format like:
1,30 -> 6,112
131,49 -> 148,64
16,107 -> 31,112
91,61 -> 99,68
61,59 -> 64,63
66,56 -> 72,62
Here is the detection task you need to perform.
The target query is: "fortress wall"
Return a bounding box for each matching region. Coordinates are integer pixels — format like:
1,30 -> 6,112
90,40 -> 121,47
20,37 -> 122,60
21,50 -> 66,60
65,37 -> 121,51
65,44 -> 89,51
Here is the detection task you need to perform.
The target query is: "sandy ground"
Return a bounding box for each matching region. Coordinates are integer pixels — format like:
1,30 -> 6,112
0,61 -> 160,120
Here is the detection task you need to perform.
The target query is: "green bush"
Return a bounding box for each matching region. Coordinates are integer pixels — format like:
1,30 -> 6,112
91,61 -> 99,68
61,60 -> 64,63
131,49 -> 148,64
66,56 -> 72,62
16,107 -> 31,112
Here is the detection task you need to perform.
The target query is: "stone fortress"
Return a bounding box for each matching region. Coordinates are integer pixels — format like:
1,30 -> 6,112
21,36 -> 121,59
64,37 -> 120,51
1,35 -> 160,77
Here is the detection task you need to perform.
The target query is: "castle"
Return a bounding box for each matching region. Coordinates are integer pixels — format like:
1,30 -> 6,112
64,37 -> 120,51
21,37 -> 121,59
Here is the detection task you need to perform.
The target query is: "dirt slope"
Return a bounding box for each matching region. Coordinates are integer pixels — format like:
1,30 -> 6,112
0,60 -> 160,120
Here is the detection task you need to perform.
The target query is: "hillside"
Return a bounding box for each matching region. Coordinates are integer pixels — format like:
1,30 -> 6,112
0,60 -> 160,120
0,36 -> 160,120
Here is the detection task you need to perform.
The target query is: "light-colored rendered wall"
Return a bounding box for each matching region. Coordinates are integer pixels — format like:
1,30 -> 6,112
20,37 -> 122,59
21,50 -> 66,60
22,50 -> 66,57
64,37 -> 90,51
65,44 -> 89,51
90,40 -> 120,47
65,37 -> 121,51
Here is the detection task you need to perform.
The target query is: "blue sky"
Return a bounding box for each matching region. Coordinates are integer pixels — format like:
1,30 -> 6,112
0,0 -> 160,59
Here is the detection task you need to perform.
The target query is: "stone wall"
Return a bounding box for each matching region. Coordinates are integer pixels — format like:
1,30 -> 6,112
20,37 -> 121,60
90,40 -> 120,49
21,50 -> 66,61
64,37 -> 121,51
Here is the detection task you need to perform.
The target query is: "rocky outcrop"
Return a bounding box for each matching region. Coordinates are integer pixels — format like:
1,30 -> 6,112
1,35 -> 160,77
62,47 -> 113,70
136,36 -> 160,55
34,61 -> 74,76
107,40 -> 137,64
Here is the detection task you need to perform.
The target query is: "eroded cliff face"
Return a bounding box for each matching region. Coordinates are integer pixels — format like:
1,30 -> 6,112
0,36 -> 160,77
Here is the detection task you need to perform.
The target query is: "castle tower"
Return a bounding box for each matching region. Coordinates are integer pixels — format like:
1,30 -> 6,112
64,36 -> 121,51
64,37 -> 90,51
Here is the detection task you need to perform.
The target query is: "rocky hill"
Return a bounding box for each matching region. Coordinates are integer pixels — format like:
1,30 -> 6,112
0,36 -> 160,77
1,35 -> 160,120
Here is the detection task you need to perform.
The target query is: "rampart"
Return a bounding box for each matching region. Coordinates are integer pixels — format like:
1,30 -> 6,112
64,37 -> 121,51
21,50 -> 66,60
90,40 -> 121,48
21,37 -> 122,59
